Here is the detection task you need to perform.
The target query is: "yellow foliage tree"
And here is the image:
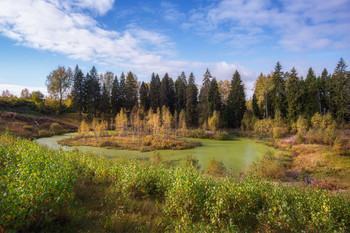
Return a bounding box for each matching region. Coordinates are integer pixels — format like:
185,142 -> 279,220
178,109 -> 187,130
208,111 -> 220,132
78,120 -> 89,143
115,109 -> 128,142
161,106 -> 173,139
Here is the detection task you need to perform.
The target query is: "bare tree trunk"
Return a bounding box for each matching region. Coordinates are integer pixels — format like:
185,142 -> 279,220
59,97 -> 62,115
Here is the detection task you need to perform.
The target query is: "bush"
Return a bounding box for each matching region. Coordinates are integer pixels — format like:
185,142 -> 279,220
311,113 -> 323,129
164,168 -> 214,223
290,122 -> 298,134
254,119 -> 273,138
213,131 -> 231,140
207,158 -> 226,176
272,126 -> 289,139
306,129 -> 323,144
323,127 -> 337,145
38,129 -> 52,137
321,113 -> 335,130
118,161 -> 171,200
150,151 -> 162,164
0,132 -> 106,231
297,115 -> 309,134
241,111 -> 258,131
333,137 -> 346,155
185,155 -> 201,170
2,133 -> 350,232
248,151 -> 289,180
50,123 -> 63,135
297,133 -> 305,144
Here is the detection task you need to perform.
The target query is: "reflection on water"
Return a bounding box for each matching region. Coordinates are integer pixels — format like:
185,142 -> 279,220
37,133 -> 278,173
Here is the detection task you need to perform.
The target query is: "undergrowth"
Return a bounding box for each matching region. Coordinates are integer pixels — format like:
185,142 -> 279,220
1,132 -> 349,232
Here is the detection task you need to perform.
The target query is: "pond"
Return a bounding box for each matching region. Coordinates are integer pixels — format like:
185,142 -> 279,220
36,133 -> 278,173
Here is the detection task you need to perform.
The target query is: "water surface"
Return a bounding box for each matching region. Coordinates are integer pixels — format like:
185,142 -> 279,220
37,133 -> 278,173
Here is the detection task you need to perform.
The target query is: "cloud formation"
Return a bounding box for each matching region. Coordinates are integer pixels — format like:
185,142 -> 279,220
186,0 -> 350,51
0,0 -> 184,76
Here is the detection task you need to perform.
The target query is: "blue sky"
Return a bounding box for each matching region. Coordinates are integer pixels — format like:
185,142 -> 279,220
0,0 -> 349,97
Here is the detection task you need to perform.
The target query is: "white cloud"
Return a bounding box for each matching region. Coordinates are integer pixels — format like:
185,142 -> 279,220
0,0 -> 258,98
210,62 -> 256,97
160,2 -> 185,23
186,0 -> 350,51
0,0 -> 182,76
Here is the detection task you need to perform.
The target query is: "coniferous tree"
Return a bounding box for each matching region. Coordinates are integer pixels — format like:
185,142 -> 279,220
111,75 -> 121,116
160,73 -> 175,113
119,72 -> 127,110
71,65 -> 86,122
139,81 -> 150,111
303,67 -> 318,118
198,69 -> 212,125
271,62 -> 286,117
125,71 -> 138,111
207,78 -> 221,117
252,93 -> 260,118
86,66 -> 101,118
318,68 -> 331,114
101,83 -> 111,119
175,72 -> 187,113
286,67 -> 302,122
186,72 -> 198,127
331,58 -> 349,122
226,70 -> 246,128
149,73 -> 161,112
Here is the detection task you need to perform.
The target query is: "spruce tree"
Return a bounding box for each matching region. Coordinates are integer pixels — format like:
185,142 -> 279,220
198,68 -> 212,125
71,65 -> 86,122
111,75 -> 121,116
286,67 -> 302,122
160,73 -> 175,113
226,70 -> 246,128
319,68 -> 330,114
139,81 -> 150,111
175,71 -> 187,113
331,58 -> 349,122
272,62 -> 286,117
150,73 -> 161,112
119,72 -> 126,110
101,83 -> 111,119
303,67 -> 318,118
207,78 -> 221,117
125,71 -> 138,111
186,72 -> 198,127
86,66 -> 101,118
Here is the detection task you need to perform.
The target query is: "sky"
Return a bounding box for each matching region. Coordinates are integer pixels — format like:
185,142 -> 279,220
0,0 -> 349,98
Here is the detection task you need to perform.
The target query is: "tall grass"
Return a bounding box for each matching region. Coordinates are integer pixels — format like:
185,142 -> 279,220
1,132 -> 349,232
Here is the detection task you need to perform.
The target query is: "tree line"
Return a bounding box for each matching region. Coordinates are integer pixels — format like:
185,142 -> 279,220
252,58 -> 350,124
10,58 -> 346,128
66,66 -> 246,128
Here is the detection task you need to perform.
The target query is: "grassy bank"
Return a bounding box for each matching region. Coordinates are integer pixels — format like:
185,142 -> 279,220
58,134 -> 202,151
1,132 -> 349,232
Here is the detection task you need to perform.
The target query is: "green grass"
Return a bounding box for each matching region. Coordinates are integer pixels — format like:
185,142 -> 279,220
1,132 -> 350,232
